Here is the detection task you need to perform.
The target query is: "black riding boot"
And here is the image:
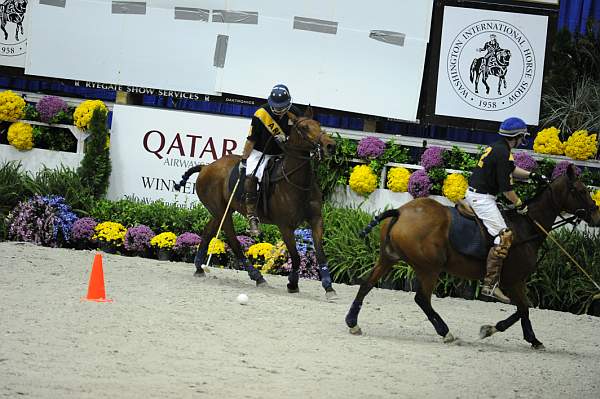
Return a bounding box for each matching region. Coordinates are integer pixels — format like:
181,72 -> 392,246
244,176 -> 260,237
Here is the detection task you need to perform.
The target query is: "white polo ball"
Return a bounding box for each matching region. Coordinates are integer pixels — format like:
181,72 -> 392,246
236,293 -> 249,305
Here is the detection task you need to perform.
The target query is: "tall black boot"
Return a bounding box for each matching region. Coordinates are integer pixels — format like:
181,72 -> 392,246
244,175 -> 260,237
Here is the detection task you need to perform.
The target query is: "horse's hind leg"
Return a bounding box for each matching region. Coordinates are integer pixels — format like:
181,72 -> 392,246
222,213 -> 266,286
194,218 -> 219,276
414,271 -> 454,343
345,255 -> 395,335
279,226 -> 301,293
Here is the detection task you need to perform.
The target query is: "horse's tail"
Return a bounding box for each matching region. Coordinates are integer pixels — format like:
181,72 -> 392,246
173,165 -> 202,191
359,209 -> 399,239
470,58 -> 480,83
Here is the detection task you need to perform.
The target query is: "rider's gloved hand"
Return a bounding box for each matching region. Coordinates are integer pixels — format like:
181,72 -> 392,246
274,133 -> 287,145
530,172 -> 548,183
239,159 -> 247,173
515,198 -> 528,215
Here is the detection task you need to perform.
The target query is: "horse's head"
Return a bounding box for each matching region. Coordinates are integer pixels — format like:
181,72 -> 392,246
16,0 -> 28,12
286,105 -> 336,160
550,164 -> 600,227
497,49 -> 511,65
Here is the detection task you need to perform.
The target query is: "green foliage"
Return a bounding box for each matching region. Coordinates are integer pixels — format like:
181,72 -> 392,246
259,223 -> 282,244
25,166 -> 95,214
78,108 -> 111,198
316,133 -> 357,198
32,126 -> 77,152
321,203 -> 382,284
23,104 -> 39,120
537,158 -> 557,178
529,229 -> 600,314
89,198 -> 211,234
427,167 -> 448,195
443,146 -> 478,171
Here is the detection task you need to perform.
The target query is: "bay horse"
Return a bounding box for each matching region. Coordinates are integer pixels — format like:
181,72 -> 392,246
173,106 -> 339,299
470,48 -> 511,95
346,165 -> 600,348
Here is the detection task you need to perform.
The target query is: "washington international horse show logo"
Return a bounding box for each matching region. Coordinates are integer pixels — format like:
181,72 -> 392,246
0,0 -> 27,57
446,19 -> 536,112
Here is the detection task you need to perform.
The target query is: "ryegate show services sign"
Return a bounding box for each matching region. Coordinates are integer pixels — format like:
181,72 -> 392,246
108,105 -> 249,205
435,7 -> 548,125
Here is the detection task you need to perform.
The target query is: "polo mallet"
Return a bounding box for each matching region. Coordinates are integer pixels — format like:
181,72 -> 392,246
533,219 -> 600,299
201,177 -> 242,271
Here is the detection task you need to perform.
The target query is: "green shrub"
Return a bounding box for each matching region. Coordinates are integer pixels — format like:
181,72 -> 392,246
78,108 -> 111,198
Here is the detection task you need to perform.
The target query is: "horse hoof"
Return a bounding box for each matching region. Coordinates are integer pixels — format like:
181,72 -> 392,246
325,288 -> 338,301
532,342 -> 545,350
443,332 -> 456,343
479,325 -> 497,339
287,286 -> 300,294
194,270 -> 206,278
256,278 -> 268,288
349,325 -> 362,335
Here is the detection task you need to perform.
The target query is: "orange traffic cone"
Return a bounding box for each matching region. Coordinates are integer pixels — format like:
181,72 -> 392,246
83,253 -> 112,302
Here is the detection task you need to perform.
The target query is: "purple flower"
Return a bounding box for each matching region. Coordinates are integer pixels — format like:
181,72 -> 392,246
551,161 -> 582,180
513,152 -> 538,172
420,147 -> 445,170
281,251 -> 320,280
124,225 -> 155,252
357,136 -> 386,159
408,169 -> 432,198
36,96 -> 68,123
71,217 -> 97,242
174,232 -> 202,251
7,195 -> 76,247
236,235 -> 255,252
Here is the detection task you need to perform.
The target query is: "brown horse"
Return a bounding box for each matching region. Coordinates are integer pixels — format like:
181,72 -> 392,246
174,107 -> 338,299
346,165 -> 600,348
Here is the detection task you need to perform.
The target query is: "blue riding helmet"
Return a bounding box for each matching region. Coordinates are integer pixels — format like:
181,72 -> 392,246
498,117 -> 530,138
268,84 -> 292,116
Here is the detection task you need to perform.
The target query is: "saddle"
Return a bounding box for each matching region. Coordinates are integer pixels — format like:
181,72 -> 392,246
448,200 -> 494,259
228,158 -> 284,214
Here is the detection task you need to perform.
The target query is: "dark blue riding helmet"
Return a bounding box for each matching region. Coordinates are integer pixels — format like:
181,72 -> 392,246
499,117 -> 530,138
268,84 -> 292,115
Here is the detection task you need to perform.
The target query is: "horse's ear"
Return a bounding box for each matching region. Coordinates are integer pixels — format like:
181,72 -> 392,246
566,164 -> 576,181
304,104 -> 314,119
287,111 -> 298,123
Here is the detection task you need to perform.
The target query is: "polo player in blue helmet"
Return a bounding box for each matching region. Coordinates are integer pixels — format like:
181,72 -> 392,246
465,117 -> 547,303
238,84 -> 301,236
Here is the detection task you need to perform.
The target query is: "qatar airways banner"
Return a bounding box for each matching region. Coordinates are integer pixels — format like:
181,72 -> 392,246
108,105 -> 248,205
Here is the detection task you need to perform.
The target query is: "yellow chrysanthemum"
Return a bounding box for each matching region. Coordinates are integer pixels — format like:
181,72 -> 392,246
387,167 -> 411,192
150,232 -> 177,249
349,164 -> 378,196
533,127 -> 564,155
442,173 -> 468,202
261,241 -> 288,274
93,221 -> 127,245
246,242 -> 275,259
564,130 -> 598,161
592,190 -> 600,208
7,122 -> 33,151
205,237 -> 225,254
0,90 -> 26,121
73,99 -> 108,130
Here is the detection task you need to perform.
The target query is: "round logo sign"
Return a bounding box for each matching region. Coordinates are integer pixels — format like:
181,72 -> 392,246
446,20 -> 536,111
0,0 -> 28,57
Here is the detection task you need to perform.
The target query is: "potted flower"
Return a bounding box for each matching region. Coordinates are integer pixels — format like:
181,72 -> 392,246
408,169 -> 432,198
173,232 -> 201,263
124,224 -> 155,257
150,232 -> 177,261
93,221 -> 127,254
70,217 -> 98,250
207,237 -> 227,266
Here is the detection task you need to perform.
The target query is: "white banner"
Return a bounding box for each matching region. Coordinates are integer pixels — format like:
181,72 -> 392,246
435,7 -> 548,125
108,105 -> 249,205
0,0 -> 29,68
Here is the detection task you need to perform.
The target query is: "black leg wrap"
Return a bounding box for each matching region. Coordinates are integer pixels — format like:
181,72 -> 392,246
319,263 -> 333,289
345,300 -> 362,328
495,312 -> 520,332
415,292 -> 449,337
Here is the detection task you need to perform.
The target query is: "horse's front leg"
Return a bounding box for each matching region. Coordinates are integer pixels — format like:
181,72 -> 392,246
497,77 -> 503,95
483,72 -> 490,94
309,212 -> 337,300
279,226 -> 300,293
479,281 -> 544,349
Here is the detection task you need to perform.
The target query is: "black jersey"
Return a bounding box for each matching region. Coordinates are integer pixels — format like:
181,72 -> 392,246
247,104 -> 301,155
469,139 -> 515,196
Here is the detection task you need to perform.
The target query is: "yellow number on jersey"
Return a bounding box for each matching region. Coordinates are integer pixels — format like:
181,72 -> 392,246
477,147 -> 492,168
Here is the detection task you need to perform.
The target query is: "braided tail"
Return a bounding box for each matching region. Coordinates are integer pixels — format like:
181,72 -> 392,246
359,209 -> 400,239
173,165 -> 202,191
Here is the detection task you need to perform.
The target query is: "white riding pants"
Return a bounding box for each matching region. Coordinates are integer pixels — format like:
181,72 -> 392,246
246,149 -> 275,183
465,190 -> 507,245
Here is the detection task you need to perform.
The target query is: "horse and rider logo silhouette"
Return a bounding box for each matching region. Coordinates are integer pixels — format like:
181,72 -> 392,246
0,0 -> 27,42
470,34 -> 512,96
